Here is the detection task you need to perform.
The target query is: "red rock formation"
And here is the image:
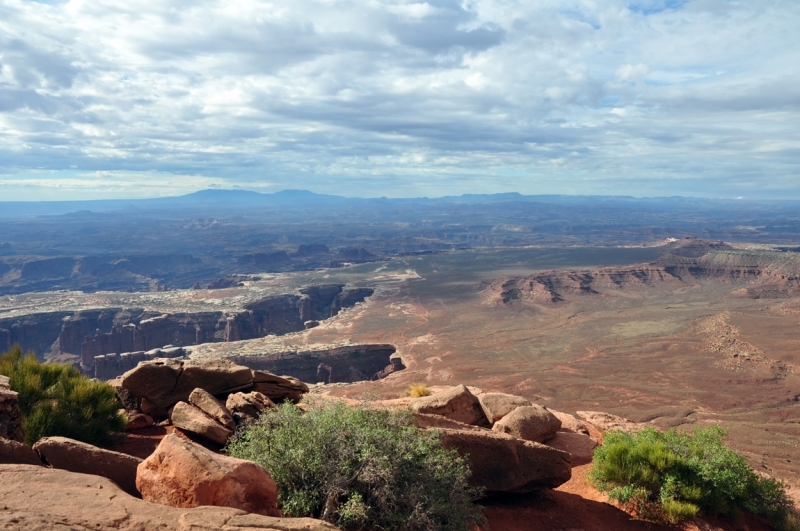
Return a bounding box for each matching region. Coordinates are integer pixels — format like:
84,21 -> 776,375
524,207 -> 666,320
137,434 -> 280,516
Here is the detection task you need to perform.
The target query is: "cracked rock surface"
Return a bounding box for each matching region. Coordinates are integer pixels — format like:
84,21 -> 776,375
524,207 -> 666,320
0,464 -> 339,531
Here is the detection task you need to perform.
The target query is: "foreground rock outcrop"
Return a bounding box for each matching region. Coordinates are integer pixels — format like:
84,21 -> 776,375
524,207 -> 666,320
0,438 -> 41,466
226,391 -> 275,426
121,358 -> 254,410
438,428 -> 572,493
478,392 -> 532,424
171,401 -> 235,446
0,464 -> 338,531
137,433 -> 280,517
492,405 -> 562,443
576,410 -> 639,438
409,385 -> 489,426
0,375 -> 23,442
32,436 -> 142,497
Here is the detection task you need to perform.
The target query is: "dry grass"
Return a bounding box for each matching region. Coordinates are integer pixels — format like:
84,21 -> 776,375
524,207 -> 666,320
405,383 -> 431,398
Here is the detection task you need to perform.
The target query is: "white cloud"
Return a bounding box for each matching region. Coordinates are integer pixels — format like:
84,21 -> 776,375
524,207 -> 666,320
0,0 -> 798,199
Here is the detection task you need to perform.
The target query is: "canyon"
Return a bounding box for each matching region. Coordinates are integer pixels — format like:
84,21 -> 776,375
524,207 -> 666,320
0,284 -> 382,381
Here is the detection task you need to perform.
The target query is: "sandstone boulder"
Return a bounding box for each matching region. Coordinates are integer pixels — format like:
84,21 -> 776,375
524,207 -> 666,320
0,438 -> 42,466
549,409 -> 590,435
576,410 -> 639,438
478,392 -> 532,424
492,405 -> 561,443
413,412 -> 487,432
137,433 -> 279,516
0,464 -> 338,530
251,371 -> 309,403
190,388 -> 236,431
226,391 -> 275,425
125,412 -> 155,431
32,436 -> 142,496
121,358 -> 254,410
171,401 -> 234,446
409,385 -> 488,426
140,397 -> 168,419
438,428 -> 571,493
0,377 -> 24,442
109,377 -> 139,414
544,432 -> 598,467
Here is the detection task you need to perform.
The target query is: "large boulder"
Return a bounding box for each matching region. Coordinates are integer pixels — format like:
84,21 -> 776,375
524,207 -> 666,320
108,377 -> 139,415
549,409 -> 590,435
190,388 -> 236,431
251,371 -> 309,403
137,433 -> 280,517
575,410 -> 639,439
413,413 -> 487,432
478,393 -> 532,424
0,464 -> 338,530
544,432 -> 598,467
125,412 -> 155,431
32,436 -> 142,496
492,405 -> 561,443
171,401 -> 234,446
0,376 -> 24,442
226,391 -> 275,426
409,385 -> 488,426
438,428 -> 571,493
0,438 -> 42,466
121,358 -> 254,410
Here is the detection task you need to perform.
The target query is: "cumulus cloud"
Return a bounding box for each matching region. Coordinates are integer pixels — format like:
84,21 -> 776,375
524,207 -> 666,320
0,0 -> 798,199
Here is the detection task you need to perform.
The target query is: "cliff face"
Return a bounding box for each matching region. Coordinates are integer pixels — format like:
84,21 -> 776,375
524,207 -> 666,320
229,344 -> 398,384
0,285 -> 374,375
0,312 -> 73,356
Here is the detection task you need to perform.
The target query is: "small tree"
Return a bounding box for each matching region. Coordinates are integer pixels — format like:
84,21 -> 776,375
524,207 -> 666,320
0,346 -> 126,445
226,399 -> 484,531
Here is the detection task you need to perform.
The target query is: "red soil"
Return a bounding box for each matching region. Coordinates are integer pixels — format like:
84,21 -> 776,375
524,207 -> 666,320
482,464 -> 774,531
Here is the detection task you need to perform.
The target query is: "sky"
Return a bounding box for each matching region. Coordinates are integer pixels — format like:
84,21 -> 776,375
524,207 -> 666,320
0,0 -> 798,200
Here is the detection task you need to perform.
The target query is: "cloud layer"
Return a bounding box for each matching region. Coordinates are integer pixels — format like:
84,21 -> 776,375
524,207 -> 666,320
0,0 -> 798,199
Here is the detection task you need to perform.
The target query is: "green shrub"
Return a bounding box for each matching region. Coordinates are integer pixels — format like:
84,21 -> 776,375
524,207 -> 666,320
0,345 -> 126,445
589,426 -> 797,529
226,399 -> 484,531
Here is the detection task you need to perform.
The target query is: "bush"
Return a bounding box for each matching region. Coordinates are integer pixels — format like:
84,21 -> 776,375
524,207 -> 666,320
404,383 -> 431,398
0,345 -> 126,445
226,399 -> 484,531
589,426 -> 797,529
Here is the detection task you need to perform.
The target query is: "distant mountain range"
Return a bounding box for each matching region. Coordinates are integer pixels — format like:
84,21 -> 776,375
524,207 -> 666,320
1,188 -> 799,218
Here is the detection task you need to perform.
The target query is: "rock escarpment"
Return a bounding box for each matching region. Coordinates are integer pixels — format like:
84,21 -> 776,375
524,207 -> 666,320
0,283 -> 374,380
488,241 -> 800,306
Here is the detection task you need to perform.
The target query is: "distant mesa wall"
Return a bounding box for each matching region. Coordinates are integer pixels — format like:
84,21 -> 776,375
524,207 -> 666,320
294,244 -> 329,256
491,248 -> 800,306
337,247 -> 377,261
229,344 -> 400,384
19,257 -> 76,280
237,252 -> 291,268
